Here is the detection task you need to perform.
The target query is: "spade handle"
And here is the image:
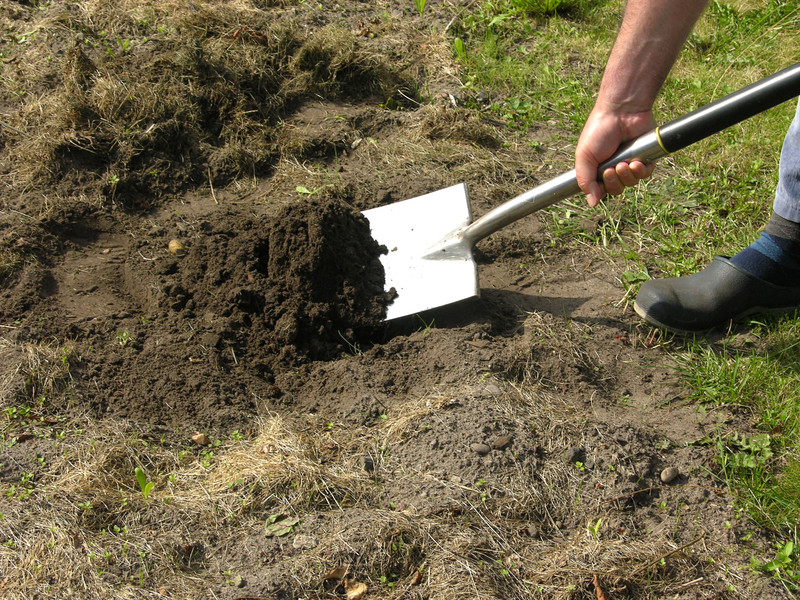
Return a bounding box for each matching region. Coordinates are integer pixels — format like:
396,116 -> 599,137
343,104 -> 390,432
461,61 -> 800,247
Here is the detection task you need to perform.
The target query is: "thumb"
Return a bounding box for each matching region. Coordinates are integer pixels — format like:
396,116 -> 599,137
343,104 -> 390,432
584,180 -> 603,208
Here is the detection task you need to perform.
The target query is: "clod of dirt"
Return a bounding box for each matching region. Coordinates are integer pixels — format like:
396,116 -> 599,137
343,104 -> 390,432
471,443 -> 491,456
491,434 -> 513,450
162,198 -> 389,367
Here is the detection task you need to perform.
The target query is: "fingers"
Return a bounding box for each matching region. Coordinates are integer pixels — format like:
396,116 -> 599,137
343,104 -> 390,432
600,160 -> 654,198
574,107 -> 658,207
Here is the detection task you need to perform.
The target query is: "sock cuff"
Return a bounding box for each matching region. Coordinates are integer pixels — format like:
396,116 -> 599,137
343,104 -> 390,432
751,233 -> 800,271
765,212 -> 800,242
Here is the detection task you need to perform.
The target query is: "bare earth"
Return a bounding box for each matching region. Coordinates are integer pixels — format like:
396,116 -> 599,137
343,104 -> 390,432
0,1 -> 791,599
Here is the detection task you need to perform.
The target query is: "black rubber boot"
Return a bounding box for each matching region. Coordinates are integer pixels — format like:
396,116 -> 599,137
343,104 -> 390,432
633,257 -> 800,333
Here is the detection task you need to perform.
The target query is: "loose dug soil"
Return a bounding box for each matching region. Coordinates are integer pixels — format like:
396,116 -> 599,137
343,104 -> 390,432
0,2 -> 793,599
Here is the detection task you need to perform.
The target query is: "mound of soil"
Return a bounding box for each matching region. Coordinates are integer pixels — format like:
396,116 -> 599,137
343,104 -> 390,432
140,199 -> 389,365
1,199 -> 389,428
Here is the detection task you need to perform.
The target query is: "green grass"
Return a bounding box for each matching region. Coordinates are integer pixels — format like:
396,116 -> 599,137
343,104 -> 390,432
450,1 -> 614,129
674,320 -> 800,589
454,0 -> 800,588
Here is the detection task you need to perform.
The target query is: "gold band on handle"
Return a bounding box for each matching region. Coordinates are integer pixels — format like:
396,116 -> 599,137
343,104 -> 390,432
655,126 -> 670,155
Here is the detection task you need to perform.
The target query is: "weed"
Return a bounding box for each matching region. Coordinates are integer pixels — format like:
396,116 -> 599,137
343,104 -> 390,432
454,37 -> 466,61
134,467 -> 154,500
116,331 -> 136,347
586,517 -> 603,541
754,540 -> 800,590
415,314 -> 435,336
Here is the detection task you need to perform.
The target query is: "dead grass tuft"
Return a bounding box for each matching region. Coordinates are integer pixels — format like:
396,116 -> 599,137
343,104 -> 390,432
4,1 -> 417,209
0,249 -> 22,284
0,338 -> 75,411
419,104 -> 502,149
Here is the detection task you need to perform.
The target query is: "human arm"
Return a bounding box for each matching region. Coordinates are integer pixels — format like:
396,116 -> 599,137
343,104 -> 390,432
576,0 -> 709,207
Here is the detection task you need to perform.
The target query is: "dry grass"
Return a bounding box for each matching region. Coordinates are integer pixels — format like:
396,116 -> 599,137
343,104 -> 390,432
2,0 -> 421,210
0,349 -> 751,599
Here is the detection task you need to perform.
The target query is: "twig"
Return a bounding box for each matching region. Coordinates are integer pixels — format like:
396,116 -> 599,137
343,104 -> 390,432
675,577 -> 704,590
593,573 -> 610,600
208,167 -> 219,204
0,120 -> 23,135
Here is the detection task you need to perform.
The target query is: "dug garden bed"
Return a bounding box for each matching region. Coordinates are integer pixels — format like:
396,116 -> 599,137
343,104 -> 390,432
0,1 -> 791,599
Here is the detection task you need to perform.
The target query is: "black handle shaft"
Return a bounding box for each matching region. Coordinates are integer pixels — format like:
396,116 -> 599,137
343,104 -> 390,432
658,62 -> 800,153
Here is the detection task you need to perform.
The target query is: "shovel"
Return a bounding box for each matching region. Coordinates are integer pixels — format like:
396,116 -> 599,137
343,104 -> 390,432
363,62 -> 800,321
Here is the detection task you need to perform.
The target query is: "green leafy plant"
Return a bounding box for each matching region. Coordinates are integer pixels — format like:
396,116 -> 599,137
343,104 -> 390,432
454,37 -> 466,60
135,467 -> 154,500
116,331 -> 136,347
763,541 -> 795,573
586,517 -> 603,541
754,540 -> 800,589
413,0 -> 426,17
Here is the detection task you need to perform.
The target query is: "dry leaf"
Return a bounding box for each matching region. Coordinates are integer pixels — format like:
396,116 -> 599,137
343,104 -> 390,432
190,431 -> 210,446
264,514 -> 299,537
410,570 -> 422,586
323,567 -> 347,581
593,573 -> 610,600
344,579 -> 367,600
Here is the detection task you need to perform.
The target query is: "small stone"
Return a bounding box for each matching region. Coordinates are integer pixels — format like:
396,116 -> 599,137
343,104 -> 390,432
491,435 -> 513,451
471,443 -> 491,456
229,575 -> 245,588
660,466 -> 680,484
168,239 -> 187,257
190,431 -> 210,446
292,534 -> 318,550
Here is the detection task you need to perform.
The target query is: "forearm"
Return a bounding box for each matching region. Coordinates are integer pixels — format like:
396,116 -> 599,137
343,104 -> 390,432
596,0 -> 709,114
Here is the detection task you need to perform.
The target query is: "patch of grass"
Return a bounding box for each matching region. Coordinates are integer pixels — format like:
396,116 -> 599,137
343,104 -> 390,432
449,1 -> 617,129
511,0 -> 597,18
674,320 -> 800,588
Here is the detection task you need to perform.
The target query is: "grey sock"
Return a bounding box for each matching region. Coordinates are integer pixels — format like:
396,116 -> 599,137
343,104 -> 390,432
765,212 -> 800,243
